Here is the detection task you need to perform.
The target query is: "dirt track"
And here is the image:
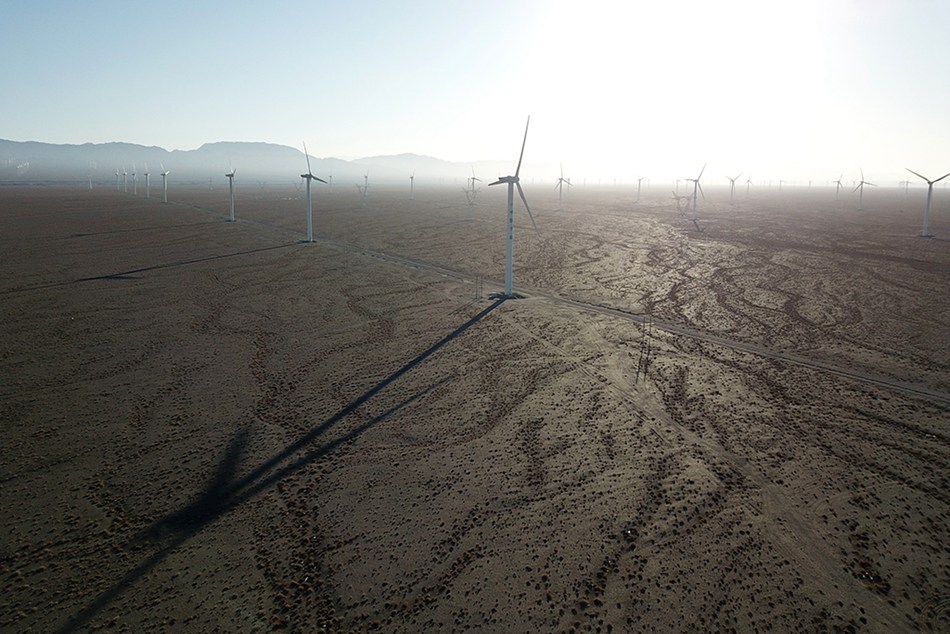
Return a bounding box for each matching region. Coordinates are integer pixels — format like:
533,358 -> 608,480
1,183 -> 948,632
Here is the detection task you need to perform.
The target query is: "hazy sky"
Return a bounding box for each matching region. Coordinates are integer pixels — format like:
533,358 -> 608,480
3,0 -> 948,182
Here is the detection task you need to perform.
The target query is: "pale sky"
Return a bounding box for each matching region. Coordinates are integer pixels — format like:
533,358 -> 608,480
2,0 -> 948,183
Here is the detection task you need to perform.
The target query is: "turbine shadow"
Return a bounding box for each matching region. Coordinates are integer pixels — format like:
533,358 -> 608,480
1,242 -> 298,295
54,298 -> 504,633
65,221 -> 219,239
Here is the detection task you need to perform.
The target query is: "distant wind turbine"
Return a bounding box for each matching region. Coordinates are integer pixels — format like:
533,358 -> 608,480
468,167 -> 482,205
160,163 -> 170,203
685,163 -> 706,228
725,173 -> 742,202
301,142 -> 328,243
635,176 -> 645,203
357,173 -> 369,204
489,116 -> 538,299
853,168 -> 875,209
122,168 -> 128,193
906,167 -> 950,237
143,163 -> 150,200
225,164 -> 236,222
410,170 -> 415,200
833,173 -> 845,200
115,169 -> 120,192
131,165 -> 137,195
745,176 -> 753,196
555,163 -> 571,208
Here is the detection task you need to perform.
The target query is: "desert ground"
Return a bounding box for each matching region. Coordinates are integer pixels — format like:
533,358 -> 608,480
1,179 -> 948,633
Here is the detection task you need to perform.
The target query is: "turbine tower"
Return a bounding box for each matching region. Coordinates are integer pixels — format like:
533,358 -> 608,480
410,170 -> 415,200
122,168 -> 128,193
160,163 -> 170,203
225,165 -> 236,222
745,176 -> 753,196
853,168 -> 875,209
635,176 -> 645,203
132,165 -> 137,196
555,163 -> 571,208
725,173 -> 741,202
301,142 -> 328,243
906,167 -> 950,237
115,169 -> 120,192
143,163 -> 150,200
489,116 -> 538,299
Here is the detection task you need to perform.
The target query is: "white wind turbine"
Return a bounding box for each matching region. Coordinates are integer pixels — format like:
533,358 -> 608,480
906,167 -> 950,237
467,167 -> 482,205
143,163 -> 150,199
122,168 -> 128,193
725,173 -> 741,202
635,176 -> 645,203
160,163 -> 170,203
225,164 -> 236,222
489,116 -> 539,299
745,176 -> 753,196
132,164 -> 137,195
685,163 -> 706,225
853,168 -> 875,209
833,173 -> 845,200
115,169 -> 120,192
409,170 -> 415,200
357,172 -> 369,204
554,163 -> 571,208
301,142 -> 328,243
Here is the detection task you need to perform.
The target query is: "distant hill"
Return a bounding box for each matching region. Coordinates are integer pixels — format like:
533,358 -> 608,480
0,139 -> 515,185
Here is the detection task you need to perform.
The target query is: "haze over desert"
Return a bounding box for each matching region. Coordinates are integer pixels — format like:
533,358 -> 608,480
1,180 -> 947,632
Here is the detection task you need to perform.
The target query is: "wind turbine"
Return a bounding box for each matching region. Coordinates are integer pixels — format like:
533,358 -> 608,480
555,163 -> 571,208
685,163 -> 706,227
327,173 -> 333,193
725,173 -> 742,202
853,168 -> 875,209
906,167 -> 950,237
635,176 -> 645,203
745,176 -> 753,196
409,170 -> 415,200
489,116 -> 538,299
301,142 -> 328,243
132,164 -> 137,196
122,168 -> 128,193
833,173 -> 845,200
115,169 -> 120,192
143,163 -> 150,199
225,165 -> 236,222
357,172 -> 369,204
87,176 -> 93,191
160,163 -> 170,203
468,167 -> 482,205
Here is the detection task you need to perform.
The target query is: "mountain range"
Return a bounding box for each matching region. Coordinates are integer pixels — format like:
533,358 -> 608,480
0,139 -> 529,186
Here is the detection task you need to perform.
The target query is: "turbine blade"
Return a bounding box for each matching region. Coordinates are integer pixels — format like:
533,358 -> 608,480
303,142 -> 313,175
489,178 -> 504,186
697,182 -> 705,200
517,182 -> 539,236
853,183 -> 861,193
316,176 -> 328,184
697,162 -> 706,180
515,116 -> 530,177
933,171 -> 950,184
905,168 -> 927,182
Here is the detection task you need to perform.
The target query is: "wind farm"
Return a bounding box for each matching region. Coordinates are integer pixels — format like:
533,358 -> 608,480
3,1 -> 950,632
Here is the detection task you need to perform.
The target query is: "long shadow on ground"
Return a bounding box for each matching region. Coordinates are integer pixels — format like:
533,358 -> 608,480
54,298 -> 504,633
1,242 -> 299,294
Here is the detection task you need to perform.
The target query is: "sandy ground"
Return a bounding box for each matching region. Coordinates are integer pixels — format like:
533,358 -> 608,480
1,182 -> 948,633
